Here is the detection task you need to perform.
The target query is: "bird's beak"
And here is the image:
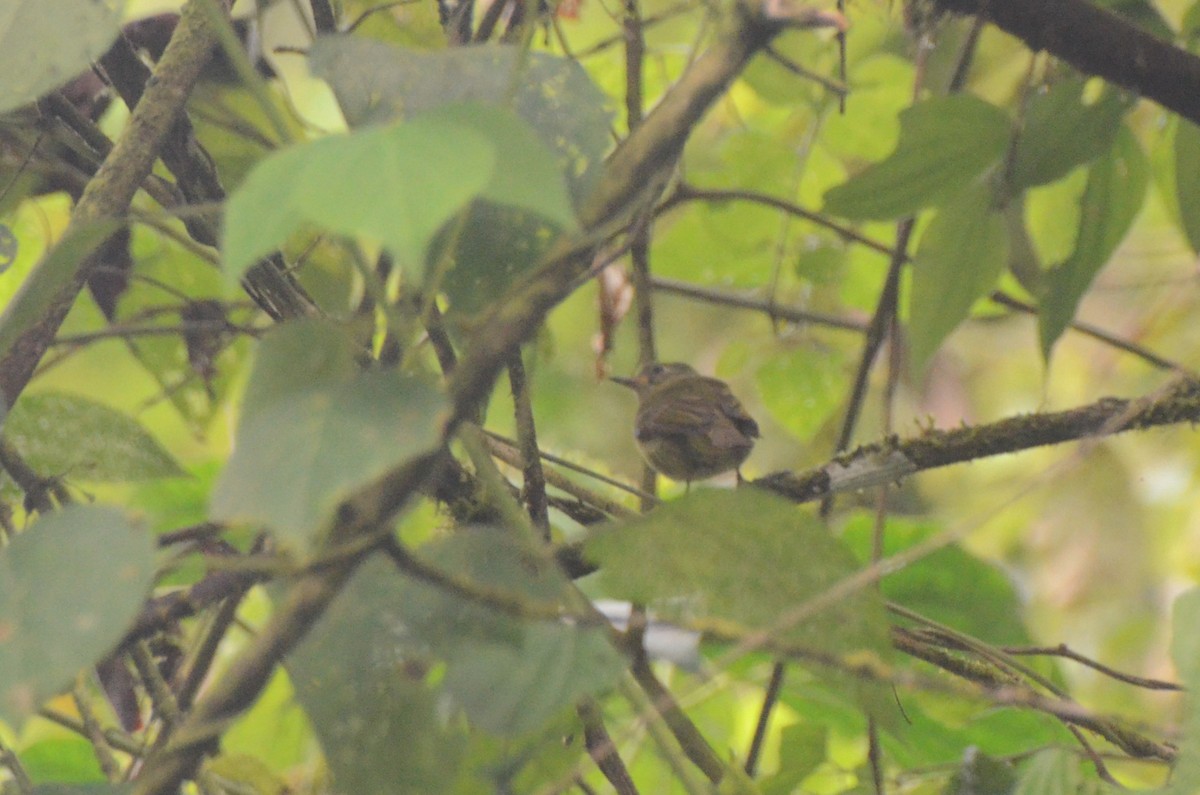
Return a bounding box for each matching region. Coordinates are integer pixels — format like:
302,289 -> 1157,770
610,375 -> 637,389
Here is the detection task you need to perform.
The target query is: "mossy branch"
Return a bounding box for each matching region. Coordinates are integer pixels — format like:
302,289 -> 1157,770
756,376 -> 1200,503
0,0 -> 231,409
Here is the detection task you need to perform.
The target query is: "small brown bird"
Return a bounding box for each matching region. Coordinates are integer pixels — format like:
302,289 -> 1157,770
612,362 -> 759,486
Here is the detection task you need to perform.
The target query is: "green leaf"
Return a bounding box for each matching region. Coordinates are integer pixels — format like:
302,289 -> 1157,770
943,748 -> 1016,795
1013,749 -> 1080,795
0,0 -> 123,114
292,536 -> 623,747
1008,79 -> 1129,192
1039,126 -> 1147,359
843,515 -> 1032,646
18,737 -> 105,785
222,113 -> 494,279
756,347 -> 845,442
308,38 -> 611,206
587,491 -> 891,717
1174,119 -> 1200,253
288,557 -> 467,794
760,723 -> 827,795
394,528 -> 624,735
3,392 -> 185,482
908,181 -> 1008,373
429,202 -> 559,316
442,621 -> 620,735
822,95 -> 1010,220
237,318 -> 359,412
0,506 -> 155,724
210,320 -> 449,543
419,103 -> 577,230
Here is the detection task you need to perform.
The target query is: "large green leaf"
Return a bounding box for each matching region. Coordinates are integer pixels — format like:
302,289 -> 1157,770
222,111 -> 494,278
3,392 -> 185,482
1008,79 -> 1129,193
842,515 -> 1032,646
0,506 -> 155,724
1039,126 -> 1148,359
0,0 -> 123,114
587,490 -> 892,717
308,38 -> 611,206
287,557 -> 467,795
18,737 -> 105,785
209,320 -> 449,543
428,202 -> 559,316
756,346 -> 846,442
908,180 -> 1009,373
394,528 -> 624,735
222,102 -> 576,281
822,95 -> 1010,220
291,534 -> 623,750
431,103 -> 577,229
416,106 -> 580,313
1173,118 -> 1200,253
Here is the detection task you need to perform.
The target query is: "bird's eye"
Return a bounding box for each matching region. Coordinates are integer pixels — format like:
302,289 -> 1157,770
649,363 -> 667,378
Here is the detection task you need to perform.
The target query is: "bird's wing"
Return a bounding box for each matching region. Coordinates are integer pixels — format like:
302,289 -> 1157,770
710,378 -> 760,438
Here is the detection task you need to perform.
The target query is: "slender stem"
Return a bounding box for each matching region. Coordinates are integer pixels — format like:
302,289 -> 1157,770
743,662 -> 784,775
577,698 -> 640,795
507,353 -> 552,538
628,655 -> 726,783
73,678 -> 122,781
0,739 -> 33,794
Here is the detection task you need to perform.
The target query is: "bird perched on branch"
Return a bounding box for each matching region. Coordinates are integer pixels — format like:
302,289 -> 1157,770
612,362 -> 759,487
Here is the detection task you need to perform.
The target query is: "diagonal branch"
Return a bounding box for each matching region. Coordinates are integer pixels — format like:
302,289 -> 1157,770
757,375 -> 1200,503
0,0 -> 230,409
935,0 -> 1200,125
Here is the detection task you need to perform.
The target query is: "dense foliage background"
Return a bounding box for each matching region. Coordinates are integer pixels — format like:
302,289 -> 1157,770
4,0 -> 1200,792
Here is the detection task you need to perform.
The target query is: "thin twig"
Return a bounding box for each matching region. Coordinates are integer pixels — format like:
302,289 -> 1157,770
73,678 -> 123,781
0,739 -> 33,794
763,45 -> 848,95
651,274 -> 866,332
176,578 -> 256,710
628,656 -> 727,783
39,707 -> 146,757
989,290 -> 1184,373
744,663 -> 784,775
484,430 -> 653,509
578,697 -> 640,795
1001,643 -> 1182,691
1066,725 -> 1124,788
